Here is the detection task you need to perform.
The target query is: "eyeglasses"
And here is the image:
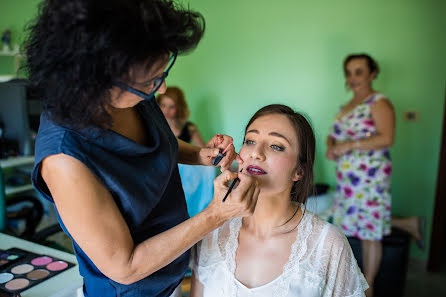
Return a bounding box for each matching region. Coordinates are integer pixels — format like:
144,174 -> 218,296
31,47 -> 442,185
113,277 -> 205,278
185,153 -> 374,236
116,52 -> 177,101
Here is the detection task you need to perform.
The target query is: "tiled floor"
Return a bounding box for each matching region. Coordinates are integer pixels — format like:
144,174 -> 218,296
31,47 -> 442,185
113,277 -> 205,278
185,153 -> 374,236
404,258 -> 446,297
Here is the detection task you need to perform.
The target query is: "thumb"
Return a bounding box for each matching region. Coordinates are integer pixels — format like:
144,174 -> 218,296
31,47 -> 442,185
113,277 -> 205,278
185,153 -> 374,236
201,147 -> 220,158
236,154 -> 244,165
215,169 -> 238,186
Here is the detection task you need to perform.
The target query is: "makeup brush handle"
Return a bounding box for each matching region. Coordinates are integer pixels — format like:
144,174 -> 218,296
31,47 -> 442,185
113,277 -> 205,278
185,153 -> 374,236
212,152 -> 225,166
222,177 -> 239,202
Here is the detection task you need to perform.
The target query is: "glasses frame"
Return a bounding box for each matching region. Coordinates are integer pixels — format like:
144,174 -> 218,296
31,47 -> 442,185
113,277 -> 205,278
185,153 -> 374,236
116,52 -> 177,101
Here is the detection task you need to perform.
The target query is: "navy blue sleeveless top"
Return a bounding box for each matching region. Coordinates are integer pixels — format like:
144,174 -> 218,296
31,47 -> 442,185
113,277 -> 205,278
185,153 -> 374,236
32,99 -> 190,297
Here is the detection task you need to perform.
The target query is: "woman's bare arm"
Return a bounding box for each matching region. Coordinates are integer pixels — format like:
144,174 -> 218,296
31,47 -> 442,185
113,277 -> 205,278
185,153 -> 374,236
188,123 -> 206,148
41,154 -> 258,285
333,98 -> 395,155
190,271 -> 204,297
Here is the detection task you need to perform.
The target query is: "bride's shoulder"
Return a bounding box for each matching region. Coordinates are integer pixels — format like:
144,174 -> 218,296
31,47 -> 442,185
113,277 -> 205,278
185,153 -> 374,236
305,213 -> 348,248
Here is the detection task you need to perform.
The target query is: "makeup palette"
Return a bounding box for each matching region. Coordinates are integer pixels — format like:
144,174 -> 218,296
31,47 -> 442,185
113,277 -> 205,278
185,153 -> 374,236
0,249 -> 26,270
0,248 -> 74,294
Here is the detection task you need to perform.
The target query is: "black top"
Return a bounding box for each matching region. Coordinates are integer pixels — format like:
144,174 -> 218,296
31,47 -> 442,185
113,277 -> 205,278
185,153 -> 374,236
178,121 -> 192,143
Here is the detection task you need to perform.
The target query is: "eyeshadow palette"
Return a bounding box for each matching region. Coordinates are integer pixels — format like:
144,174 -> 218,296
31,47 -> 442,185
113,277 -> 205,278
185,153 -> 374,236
0,248 -> 75,294
0,250 -> 26,271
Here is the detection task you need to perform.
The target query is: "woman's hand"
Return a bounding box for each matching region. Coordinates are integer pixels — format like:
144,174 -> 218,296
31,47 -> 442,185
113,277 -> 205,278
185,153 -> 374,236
325,135 -> 338,160
326,146 -> 338,160
332,141 -> 353,156
198,134 -> 237,172
206,169 -> 259,223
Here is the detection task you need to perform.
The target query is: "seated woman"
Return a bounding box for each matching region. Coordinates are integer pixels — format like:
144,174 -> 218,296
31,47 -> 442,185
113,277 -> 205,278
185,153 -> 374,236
157,86 -> 206,147
191,104 -> 368,297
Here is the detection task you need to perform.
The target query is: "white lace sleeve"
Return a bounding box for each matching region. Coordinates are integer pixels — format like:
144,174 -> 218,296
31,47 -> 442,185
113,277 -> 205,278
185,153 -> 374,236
322,225 -> 369,297
192,223 -> 227,286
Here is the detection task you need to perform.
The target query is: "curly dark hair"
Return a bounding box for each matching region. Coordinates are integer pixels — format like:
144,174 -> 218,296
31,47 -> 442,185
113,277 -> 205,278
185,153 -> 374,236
245,104 -> 316,204
25,0 -> 205,129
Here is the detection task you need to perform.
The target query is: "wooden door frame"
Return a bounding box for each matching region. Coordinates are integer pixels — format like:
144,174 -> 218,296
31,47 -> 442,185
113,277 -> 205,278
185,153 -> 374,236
427,85 -> 446,272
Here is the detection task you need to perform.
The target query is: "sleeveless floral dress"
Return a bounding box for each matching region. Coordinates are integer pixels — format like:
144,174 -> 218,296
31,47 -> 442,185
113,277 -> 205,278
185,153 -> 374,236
330,93 -> 392,241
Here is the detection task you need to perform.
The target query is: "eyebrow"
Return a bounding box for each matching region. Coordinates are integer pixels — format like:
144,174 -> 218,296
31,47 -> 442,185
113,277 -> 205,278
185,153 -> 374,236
246,129 -> 291,144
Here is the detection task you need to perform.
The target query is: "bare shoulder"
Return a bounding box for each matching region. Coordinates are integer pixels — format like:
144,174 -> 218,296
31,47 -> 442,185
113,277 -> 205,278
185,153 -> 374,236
41,153 -> 98,191
42,153 -> 86,173
188,122 -> 199,133
310,215 -> 348,248
372,96 -> 394,112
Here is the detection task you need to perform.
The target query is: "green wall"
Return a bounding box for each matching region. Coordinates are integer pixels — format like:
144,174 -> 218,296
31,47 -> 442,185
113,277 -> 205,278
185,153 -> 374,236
1,0 -> 445,259
0,0 -> 39,75
169,0 -> 446,259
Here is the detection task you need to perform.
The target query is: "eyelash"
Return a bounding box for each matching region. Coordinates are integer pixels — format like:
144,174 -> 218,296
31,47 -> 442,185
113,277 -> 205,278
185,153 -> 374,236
244,139 -> 285,152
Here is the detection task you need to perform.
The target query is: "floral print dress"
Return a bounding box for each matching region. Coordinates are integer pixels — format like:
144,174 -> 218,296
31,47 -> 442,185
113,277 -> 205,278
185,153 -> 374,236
331,93 -> 392,240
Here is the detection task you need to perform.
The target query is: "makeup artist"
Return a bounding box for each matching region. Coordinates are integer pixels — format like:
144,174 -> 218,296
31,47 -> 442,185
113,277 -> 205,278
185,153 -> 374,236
26,1 -> 259,296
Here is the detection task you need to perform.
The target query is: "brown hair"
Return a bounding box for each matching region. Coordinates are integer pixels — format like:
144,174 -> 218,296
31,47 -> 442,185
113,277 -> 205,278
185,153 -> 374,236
245,104 -> 316,204
156,86 -> 190,121
343,53 -> 380,78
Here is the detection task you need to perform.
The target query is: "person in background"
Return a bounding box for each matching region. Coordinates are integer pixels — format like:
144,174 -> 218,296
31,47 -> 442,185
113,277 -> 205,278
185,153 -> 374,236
157,86 -> 206,147
191,104 -> 368,297
26,1 -> 259,296
326,53 -> 423,297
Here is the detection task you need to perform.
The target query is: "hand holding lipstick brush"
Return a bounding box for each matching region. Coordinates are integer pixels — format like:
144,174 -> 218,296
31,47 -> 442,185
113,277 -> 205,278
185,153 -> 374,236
212,140 -> 233,166
222,168 -> 243,202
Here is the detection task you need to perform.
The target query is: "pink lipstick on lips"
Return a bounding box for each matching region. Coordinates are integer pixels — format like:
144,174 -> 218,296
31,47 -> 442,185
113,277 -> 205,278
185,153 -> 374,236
246,165 -> 267,175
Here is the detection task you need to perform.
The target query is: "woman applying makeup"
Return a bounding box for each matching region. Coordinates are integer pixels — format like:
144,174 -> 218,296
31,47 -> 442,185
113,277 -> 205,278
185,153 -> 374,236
26,1 -> 259,296
191,105 -> 368,297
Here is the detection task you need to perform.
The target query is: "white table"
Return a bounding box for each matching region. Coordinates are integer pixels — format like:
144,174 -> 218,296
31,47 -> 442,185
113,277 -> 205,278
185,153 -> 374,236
0,233 -> 83,297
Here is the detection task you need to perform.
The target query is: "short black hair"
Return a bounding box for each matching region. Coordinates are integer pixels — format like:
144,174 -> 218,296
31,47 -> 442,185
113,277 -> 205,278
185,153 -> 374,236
25,0 -> 205,129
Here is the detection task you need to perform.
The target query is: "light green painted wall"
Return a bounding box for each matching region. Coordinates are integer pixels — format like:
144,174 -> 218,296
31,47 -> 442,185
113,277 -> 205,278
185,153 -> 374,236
0,0 -> 39,75
168,0 -> 446,259
1,0 -> 445,259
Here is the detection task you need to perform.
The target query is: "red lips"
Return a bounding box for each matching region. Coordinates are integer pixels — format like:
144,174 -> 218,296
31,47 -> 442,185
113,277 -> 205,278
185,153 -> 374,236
246,165 -> 267,175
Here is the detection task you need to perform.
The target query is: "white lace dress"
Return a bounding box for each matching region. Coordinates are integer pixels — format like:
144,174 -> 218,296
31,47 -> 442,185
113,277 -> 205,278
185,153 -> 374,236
192,211 -> 368,297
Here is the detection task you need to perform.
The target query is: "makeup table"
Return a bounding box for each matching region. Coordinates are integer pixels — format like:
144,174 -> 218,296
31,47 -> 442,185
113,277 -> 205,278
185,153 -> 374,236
0,233 -> 83,297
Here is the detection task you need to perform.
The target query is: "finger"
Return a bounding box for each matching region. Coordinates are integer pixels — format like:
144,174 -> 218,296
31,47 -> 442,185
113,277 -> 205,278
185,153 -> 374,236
214,169 -> 238,188
232,173 -> 255,198
206,134 -> 224,148
219,149 -> 237,172
236,154 -> 244,165
200,147 -> 220,160
218,135 -> 234,150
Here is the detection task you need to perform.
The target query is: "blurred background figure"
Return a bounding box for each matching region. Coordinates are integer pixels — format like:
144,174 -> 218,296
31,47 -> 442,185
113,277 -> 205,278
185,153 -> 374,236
157,87 -> 215,218
157,86 -> 214,296
157,86 -> 206,147
326,53 -> 423,297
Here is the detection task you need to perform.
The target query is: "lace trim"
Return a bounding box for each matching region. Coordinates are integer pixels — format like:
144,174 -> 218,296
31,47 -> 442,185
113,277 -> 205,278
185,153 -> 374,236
223,217 -> 242,296
272,211 -> 313,296
223,210 -> 315,297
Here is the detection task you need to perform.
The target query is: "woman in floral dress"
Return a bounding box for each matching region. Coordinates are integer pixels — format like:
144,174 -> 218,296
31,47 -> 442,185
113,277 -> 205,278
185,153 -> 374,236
326,54 -> 394,297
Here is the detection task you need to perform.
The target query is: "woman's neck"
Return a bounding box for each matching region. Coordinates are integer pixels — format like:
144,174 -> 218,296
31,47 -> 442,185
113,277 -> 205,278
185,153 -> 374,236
242,191 -> 301,238
352,88 -> 376,104
165,118 -> 183,135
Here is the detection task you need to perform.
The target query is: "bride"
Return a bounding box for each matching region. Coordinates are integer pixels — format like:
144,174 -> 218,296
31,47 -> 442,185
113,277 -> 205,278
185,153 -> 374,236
191,104 -> 368,297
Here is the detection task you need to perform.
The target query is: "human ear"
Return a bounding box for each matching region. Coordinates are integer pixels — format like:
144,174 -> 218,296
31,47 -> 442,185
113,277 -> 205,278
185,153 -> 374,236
292,167 -> 303,182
